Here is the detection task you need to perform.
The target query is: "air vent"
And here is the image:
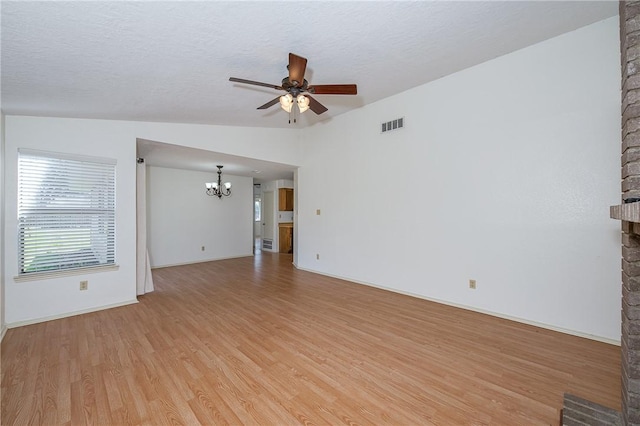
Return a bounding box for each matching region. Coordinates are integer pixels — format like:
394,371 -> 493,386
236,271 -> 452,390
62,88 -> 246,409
262,239 -> 273,250
381,117 -> 404,133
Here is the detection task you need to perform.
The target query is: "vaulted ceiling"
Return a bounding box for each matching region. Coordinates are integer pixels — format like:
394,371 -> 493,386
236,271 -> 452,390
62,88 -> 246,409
1,1 -> 618,130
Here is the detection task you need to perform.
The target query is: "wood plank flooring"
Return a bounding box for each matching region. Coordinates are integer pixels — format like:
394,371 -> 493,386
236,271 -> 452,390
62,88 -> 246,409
1,252 -> 620,425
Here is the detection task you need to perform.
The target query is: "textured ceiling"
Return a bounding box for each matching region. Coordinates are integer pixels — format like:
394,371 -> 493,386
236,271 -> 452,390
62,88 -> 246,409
1,1 -> 619,182
1,1 -> 618,130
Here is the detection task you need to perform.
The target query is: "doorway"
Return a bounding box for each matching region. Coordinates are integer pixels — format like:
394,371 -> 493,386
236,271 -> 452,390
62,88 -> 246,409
262,190 -> 275,250
254,187 -> 262,253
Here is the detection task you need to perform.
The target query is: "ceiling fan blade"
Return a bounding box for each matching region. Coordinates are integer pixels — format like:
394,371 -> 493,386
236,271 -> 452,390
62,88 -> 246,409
308,84 -> 357,95
257,97 -> 281,110
288,53 -> 307,87
229,77 -> 282,90
306,95 -> 328,115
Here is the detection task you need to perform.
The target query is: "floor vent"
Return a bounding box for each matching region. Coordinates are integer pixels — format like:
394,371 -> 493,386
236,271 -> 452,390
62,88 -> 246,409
262,239 -> 273,250
381,117 -> 404,133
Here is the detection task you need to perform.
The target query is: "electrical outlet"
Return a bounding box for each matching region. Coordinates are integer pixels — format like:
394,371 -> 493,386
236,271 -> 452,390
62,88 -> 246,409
316,253 -> 320,260
80,280 -> 88,291
316,209 -> 321,215
469,279 -> 476,289
201,246 -> 205,251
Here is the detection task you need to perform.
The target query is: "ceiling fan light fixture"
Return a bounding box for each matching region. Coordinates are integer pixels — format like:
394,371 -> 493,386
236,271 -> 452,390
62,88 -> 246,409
280,94 -> 293,112
297,95 -> 310,113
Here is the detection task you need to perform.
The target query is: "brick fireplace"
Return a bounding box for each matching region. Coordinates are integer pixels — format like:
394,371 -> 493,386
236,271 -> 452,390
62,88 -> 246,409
620,2 -> 640,424
596,2 -> 640,425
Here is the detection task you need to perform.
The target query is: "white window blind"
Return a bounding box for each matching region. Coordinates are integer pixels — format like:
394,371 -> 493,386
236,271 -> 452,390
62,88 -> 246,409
17,149 -> 116,275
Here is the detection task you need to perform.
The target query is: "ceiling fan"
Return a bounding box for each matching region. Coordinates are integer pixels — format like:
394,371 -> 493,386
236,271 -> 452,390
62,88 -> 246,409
229,53 -> 357,118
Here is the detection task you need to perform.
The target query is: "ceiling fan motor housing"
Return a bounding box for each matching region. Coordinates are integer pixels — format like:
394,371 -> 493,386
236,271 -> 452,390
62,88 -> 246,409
282,77 -> 308,95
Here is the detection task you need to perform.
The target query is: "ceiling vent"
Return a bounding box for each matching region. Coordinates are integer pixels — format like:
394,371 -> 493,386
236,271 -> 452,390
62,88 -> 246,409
381,117 -> 404,133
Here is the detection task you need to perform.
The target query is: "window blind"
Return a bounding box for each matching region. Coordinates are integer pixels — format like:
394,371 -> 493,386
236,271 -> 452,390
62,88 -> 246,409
17,149 -> 116,275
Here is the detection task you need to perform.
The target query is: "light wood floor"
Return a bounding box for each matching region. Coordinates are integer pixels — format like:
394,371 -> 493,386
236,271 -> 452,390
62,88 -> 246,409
1,252 -> 620,425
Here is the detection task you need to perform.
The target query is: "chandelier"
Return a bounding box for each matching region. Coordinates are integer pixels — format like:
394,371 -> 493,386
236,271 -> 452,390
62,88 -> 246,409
205,165 -> 231,199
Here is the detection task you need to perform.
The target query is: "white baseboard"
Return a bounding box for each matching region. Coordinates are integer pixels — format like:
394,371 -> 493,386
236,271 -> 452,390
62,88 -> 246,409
6,299 -> 139,329
151,254 -> 253,270
294,265 -> 620,346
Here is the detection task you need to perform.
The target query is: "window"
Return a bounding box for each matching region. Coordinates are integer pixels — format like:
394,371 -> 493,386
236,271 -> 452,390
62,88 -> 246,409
17,149 -> 116,275
254,197 -> 262,222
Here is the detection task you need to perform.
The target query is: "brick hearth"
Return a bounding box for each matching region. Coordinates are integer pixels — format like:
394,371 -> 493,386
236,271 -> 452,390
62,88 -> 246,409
563,394 -> 621,425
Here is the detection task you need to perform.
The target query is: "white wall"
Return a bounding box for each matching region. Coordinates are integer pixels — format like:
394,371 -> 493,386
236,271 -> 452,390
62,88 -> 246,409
2,116 -> 300,325
3,116 -> 138,325
296,18 -> 622,341
1,113 -> 5,341
134,121 -> 302,167
147,166 -> 253,267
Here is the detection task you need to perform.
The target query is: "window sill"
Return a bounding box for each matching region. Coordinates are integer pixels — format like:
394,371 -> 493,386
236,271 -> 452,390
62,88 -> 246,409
14,264 -> 120,283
